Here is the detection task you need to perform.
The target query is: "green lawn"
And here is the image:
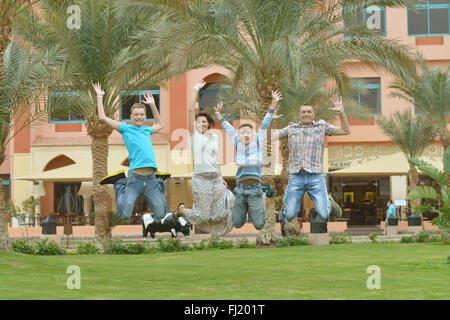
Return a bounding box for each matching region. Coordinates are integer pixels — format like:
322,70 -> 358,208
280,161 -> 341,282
0,243 -> 449,300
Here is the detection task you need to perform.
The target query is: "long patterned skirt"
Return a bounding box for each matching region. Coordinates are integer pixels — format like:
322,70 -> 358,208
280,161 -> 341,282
183,172 -> 234,236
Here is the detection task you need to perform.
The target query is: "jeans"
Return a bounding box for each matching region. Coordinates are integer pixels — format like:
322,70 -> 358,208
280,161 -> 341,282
283,172 -> 330,222
385,212 -> 395,227
114,171 -> 167,220
232,182 -> 266,230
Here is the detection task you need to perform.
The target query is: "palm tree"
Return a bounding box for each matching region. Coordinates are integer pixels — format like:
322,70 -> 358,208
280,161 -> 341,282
0,0 -> 38,252
390,55 -> 450,165
117,0 -> 417,246
0,1 -> 36,84
15,0 -> 170,242
0,39 -> 67,251
407,147 -> 450,232
377,109 -> 436,213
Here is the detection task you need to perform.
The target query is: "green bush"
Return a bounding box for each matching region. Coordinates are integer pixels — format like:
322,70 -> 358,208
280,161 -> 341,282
102,240 -> 145,254
77,242 -> 101,255
157,238 -> 190,252
34,238 -> 66,256
329,233 -> 351,245
125,242 -> 146,254
191,239 -> 208,250
277,237 -> 309,247
236,238 -> 256,249
369,233 -> 378,243
416,231 -> 431,243
207,237 -> 234,249
401,235 -> 416,243
12,240 -> 35,255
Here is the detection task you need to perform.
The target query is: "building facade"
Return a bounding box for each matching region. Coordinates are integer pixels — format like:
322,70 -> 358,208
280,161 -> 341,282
4,3 -> 450,227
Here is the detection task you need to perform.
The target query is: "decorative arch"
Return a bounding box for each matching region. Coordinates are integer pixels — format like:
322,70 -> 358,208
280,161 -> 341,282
43,155 -> 76,171
121,158 -> 130,167
203,72 -> 227,84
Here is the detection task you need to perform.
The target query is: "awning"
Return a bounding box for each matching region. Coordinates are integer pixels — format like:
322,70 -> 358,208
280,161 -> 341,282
13,162 -> 129,182
332,152 -> 444,176
171,162 -> 284,179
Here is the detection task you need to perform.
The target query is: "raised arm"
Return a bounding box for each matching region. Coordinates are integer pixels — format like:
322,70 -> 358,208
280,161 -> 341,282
214,101 -> 237,142
142,91 -> 164,133
259,90 -> 284,141
328,95 -> 350,136
93,83 -> 120,131
188,80 -> 206,136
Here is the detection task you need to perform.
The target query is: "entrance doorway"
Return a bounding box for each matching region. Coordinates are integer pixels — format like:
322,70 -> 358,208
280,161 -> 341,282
329,176 -> 390,226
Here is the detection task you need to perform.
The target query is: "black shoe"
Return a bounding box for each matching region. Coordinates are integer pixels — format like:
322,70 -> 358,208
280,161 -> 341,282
329,194 -> 342,218
155,172 -> 171,181
99,170 -> 126,185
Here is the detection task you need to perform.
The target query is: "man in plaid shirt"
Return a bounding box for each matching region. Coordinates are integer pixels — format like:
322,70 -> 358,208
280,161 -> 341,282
280,96 -> 350,223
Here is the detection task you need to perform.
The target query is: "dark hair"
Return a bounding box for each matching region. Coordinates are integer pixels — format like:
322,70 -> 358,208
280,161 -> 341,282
238,123 -> 254,130
196,112 -> 215,129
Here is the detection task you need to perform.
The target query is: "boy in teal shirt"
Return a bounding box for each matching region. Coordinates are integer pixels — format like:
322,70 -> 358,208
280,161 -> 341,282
94,83 -> 166,221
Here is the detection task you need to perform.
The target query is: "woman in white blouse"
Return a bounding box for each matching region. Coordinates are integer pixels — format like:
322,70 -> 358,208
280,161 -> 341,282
173,80 -> 234,236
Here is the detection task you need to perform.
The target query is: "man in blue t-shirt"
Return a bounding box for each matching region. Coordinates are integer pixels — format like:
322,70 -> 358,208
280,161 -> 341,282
94,83 -> 166,221
385,200 -> 396,232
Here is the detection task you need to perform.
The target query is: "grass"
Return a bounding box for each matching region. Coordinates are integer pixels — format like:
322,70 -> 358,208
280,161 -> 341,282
0,243 -> 449,300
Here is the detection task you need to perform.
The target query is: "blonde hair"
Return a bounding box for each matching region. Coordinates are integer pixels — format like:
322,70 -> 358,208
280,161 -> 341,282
130,103 -> 146,114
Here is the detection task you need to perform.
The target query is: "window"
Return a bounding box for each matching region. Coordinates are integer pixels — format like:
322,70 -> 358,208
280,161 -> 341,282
353,78 -> 381,116
408,0 -> 450,36
49,89 -> 84,123
120,90 -> 160,121
344,6 -> 386,37
199,83 -> 239,120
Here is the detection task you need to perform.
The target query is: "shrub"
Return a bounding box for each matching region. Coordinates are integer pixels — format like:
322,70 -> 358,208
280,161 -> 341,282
236,238 -> 256,249
277,237 -> 309,247
77,242 -> 101,255
191,239 -> 208,250
207,237 -> 234,249
416,231 -> 430,243
157,238 -> 190,252
34,238 -> 66,256
329,233 -> 351,245
369,233 -> 378,243
401,235 -> 416,243
125,242 -> 146,254
12,240 -> 35,255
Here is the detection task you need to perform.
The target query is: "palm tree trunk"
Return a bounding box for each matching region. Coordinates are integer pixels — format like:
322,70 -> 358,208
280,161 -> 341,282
0,3 -> 13,251
0,178 -> 11,251
438,128 -> 450,189
255,79 -> 280,247
257,125 -> 279,247
408,164 -> 420,214
91,135 -> 112,242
